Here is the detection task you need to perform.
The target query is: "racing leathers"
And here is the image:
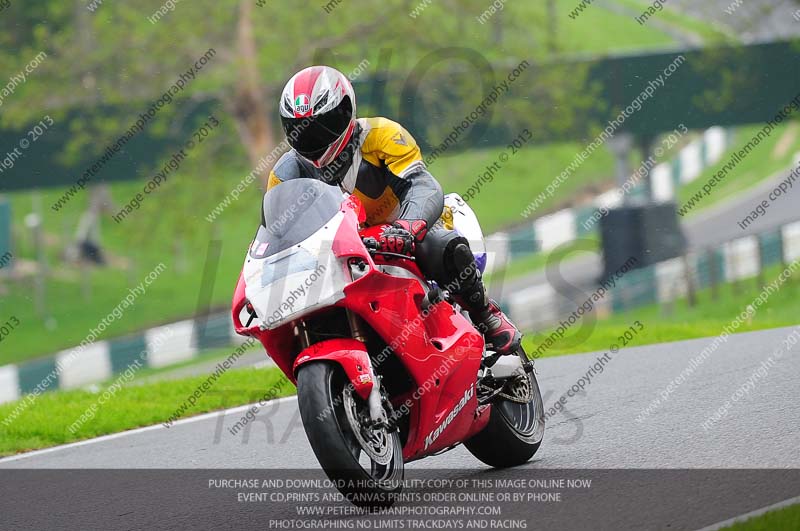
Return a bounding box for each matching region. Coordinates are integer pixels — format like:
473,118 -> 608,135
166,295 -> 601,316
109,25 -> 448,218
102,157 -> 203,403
267,117 -> 521,355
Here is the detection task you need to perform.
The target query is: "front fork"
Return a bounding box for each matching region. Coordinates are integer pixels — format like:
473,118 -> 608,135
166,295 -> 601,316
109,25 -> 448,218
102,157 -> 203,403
294,310 -> 391,425
346,309 -> 386,424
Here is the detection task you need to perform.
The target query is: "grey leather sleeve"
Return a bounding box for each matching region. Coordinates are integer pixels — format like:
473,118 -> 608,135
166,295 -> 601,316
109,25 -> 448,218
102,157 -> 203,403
396,168 -> 445,229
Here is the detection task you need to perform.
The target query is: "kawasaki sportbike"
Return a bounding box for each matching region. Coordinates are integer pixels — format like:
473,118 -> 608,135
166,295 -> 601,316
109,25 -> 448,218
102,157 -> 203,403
232,179 -> 544,506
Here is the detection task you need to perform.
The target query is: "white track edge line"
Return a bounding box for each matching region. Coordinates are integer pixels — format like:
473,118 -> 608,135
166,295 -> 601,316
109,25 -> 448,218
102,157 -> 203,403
0,395 -> 299,464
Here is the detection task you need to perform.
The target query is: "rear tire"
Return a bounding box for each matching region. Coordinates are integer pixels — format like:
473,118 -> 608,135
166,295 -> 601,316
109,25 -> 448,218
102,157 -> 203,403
464,363 -> 545,468
297,362 -> 403,507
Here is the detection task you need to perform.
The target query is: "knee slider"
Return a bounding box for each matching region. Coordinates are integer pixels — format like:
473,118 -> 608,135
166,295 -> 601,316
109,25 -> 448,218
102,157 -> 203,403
452,242 -> 475,273
446,241 -> 481,296
443,239 -> 472,278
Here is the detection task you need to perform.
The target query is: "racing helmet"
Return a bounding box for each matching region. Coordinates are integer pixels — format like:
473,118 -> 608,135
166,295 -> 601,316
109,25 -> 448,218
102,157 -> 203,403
279,65 -> 357,169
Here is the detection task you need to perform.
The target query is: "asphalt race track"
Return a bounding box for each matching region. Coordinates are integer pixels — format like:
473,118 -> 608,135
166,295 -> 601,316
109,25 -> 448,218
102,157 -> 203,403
1,326 -> 798,530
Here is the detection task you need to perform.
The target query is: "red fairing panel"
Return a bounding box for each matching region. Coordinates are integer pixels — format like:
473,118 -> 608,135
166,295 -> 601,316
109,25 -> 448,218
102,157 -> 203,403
292,338 -> 375,400
231,271 -> 297,383
337,267 -> 489,460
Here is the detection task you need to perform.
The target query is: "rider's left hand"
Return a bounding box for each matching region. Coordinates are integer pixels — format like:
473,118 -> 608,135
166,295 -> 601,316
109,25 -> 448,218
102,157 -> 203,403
393,219 -> 428,242
378,219 -> 427,257
379,225 -> 415,256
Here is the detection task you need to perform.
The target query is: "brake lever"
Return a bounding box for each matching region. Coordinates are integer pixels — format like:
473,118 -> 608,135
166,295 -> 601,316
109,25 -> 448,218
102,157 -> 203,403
372,251 -> 416,261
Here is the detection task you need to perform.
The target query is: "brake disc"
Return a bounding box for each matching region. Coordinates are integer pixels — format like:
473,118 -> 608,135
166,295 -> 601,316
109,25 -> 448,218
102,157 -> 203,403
342,387 -> 394,465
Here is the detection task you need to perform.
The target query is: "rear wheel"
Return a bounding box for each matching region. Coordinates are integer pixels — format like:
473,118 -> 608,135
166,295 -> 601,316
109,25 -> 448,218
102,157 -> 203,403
296,362 -> 403,507
464,350 -> 545,468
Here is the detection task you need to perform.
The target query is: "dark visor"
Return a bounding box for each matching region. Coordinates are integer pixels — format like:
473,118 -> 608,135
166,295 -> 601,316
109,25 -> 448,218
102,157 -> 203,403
281,97 -> 352,159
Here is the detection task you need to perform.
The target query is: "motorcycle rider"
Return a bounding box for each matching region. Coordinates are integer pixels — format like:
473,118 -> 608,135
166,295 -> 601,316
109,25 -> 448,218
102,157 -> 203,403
267,65 -> 521,355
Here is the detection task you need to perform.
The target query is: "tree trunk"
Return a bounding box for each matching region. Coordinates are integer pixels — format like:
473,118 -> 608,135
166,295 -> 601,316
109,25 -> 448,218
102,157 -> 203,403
230,0 -> 276,188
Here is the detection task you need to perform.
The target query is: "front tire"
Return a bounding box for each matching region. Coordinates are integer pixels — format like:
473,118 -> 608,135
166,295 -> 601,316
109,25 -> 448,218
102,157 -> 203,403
464,359 -> 545,468
296,362 -> 403,507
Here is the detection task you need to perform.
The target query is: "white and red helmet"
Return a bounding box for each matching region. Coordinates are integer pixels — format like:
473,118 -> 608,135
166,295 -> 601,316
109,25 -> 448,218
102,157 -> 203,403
279,66 -> 357,168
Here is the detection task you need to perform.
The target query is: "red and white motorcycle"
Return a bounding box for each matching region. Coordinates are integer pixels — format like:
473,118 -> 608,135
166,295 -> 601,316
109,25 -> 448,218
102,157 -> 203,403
233,178 -> 544,506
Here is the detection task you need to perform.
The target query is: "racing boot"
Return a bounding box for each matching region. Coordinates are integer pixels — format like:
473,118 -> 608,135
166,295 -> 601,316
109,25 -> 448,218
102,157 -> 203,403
450,243 -> 521,355
471,299 -> 522,356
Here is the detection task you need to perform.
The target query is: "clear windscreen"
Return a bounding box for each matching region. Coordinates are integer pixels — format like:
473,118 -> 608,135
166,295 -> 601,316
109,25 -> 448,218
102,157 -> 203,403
249,178 -> 344,260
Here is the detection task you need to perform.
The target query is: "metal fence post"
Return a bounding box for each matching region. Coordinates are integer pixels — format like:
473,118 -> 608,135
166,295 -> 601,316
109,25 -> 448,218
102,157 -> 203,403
683,253 -> 696,307
708,248 -> 719,301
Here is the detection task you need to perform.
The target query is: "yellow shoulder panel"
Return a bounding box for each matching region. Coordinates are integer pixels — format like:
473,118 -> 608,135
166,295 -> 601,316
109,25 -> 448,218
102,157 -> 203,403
361,117 -> 424,177
266,171 -> 282,190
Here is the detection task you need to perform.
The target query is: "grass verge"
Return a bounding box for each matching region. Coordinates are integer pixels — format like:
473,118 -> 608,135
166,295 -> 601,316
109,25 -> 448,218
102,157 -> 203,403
0,366 -> 292,457
486,123 -> 800,282
615,0 -> 733,43
721,503 -> 800,531
523,264 -> 800,357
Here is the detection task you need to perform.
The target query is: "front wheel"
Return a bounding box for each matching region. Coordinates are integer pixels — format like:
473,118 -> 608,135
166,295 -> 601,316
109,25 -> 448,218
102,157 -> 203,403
296,362 -> 403,507
464,352 -> 545,468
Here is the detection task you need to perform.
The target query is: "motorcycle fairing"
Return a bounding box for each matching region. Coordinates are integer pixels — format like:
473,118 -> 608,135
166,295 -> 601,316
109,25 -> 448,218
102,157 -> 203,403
243,211 -> 350,330
233,178 -> 492,462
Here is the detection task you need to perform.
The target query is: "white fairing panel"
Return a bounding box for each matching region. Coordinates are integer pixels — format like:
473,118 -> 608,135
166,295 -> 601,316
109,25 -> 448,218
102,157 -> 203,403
243,212 -> 350,329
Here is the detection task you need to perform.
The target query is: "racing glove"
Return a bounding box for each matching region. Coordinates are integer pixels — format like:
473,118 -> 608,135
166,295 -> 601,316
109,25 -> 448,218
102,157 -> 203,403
393,219 -> 428,242
378,219 -> 427,257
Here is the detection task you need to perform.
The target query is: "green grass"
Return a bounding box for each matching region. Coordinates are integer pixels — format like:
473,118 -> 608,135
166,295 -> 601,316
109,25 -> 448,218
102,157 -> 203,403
523,264 -> 800,357
434,144 -> 615,234
486,122 -> 799,281
542,0 -> 677,54
615,0 -> 733,44
0,365 -> 292,457
679,123 -> 800,216
0,269 -> 200,366
128,343 -> 263,382
416,0 -> 690,59
721,504 -> 800,531
2,159 -> 252,365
